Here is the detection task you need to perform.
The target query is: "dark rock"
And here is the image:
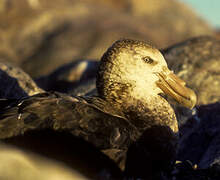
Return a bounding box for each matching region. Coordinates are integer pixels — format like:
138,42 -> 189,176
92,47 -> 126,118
0,62 -> 44,99
173,162 -> 220,180
35,60 -> 98,96
164,36 -> 220,105
178,103 -> 220,169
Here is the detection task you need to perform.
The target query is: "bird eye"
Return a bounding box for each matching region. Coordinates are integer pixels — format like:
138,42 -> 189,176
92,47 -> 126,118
142,56 -> 154,64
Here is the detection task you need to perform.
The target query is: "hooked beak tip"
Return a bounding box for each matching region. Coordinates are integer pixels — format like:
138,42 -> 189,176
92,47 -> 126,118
156,68 -> 197,109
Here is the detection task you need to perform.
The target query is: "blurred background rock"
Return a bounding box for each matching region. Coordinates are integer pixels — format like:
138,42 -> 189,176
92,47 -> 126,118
0,0 -> 214,78
0,143 -> 88,180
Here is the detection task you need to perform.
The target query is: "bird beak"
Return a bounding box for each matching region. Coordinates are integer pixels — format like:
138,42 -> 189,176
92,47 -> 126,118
156,66 -> 197,109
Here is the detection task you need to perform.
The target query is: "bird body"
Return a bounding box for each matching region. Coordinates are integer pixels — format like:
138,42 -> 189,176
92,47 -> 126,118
0,39 -> 196,177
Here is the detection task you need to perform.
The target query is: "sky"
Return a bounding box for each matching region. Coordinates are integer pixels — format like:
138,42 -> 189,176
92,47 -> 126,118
180,0 -> 220,28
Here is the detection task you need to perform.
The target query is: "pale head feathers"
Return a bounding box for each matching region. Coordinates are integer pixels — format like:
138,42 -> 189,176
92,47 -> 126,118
96,39 -> 168,103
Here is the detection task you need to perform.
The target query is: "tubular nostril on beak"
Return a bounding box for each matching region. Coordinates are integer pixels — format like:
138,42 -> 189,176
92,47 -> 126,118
156,66 -> 197,109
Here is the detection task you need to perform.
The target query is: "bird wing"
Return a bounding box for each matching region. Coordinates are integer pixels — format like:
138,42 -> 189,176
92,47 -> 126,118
0,92 -> 139,149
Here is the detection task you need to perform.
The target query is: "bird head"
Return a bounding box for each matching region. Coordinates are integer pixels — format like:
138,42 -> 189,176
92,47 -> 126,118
97,39 -> 196,109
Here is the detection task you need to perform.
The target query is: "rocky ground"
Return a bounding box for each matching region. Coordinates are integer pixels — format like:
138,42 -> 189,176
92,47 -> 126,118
0,0 -> 220,179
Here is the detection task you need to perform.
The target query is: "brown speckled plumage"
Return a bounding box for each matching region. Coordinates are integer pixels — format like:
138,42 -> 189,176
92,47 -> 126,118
97,39 -> 154,101
0,39 -> 196,177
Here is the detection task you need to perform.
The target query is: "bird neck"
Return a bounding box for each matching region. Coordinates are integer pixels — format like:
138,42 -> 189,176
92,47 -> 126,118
109,95 -> 178,134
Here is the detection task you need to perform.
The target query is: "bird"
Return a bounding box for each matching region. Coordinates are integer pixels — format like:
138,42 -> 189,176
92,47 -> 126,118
0,39 -> 196,178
